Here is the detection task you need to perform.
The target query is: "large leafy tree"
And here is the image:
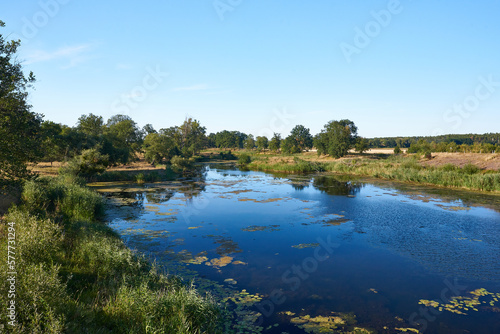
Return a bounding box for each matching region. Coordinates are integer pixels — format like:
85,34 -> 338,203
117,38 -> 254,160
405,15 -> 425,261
268,133 -> 281,152
77,113 -> 104,137
104,114 -> 142,164
289,125 -> 313,152
256,136 -> 268,152
315,119 -> 358,158
178,118 -> 206,156
142,132 -> 178,165
0,21 -> 42,192
244,134 -> 255,150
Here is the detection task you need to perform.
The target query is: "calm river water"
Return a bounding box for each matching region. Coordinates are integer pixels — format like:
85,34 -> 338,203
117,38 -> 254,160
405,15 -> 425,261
93,165 -> 500,334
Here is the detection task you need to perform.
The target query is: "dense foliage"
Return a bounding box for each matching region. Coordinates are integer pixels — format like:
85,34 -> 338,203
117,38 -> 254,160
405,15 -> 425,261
0,21 -> 42,192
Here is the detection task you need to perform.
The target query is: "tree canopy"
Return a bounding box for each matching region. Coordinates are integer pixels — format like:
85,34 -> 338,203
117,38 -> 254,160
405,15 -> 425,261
315,119 -> 358,158
0,21 -> 42,192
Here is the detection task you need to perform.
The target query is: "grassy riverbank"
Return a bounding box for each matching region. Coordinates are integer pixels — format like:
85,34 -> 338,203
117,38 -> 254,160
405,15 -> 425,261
0,175 -> 222,333
243,152 -> 500,192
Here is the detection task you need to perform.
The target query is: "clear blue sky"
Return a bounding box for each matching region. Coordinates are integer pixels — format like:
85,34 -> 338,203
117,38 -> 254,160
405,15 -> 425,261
2,0 -> 499,138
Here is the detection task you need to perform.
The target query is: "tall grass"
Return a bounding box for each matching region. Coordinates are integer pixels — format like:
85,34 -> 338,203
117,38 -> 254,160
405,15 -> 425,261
0,177 -> 223,333
247,153 -> 500,192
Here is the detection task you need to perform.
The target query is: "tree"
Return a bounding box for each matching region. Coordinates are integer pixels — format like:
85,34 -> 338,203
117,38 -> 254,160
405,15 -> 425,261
268,133 -> 281,152
0,21 -> 42,192
256,136 -> 268,152
244,135 -> 255,150
40,121 -> 65,165
142,123 -> 156,136
178,118 -> 206,156
77,113 -> 104,137
104,114 -> 142,164
355,137 -> 369,154
281,136 -> 301,154
315,119 -> 358,158
289,125 -> 313,152
142,132 -> 177,165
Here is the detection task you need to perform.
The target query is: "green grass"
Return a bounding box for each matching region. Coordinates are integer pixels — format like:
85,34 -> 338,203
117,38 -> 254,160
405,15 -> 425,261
245,152 -> 500,192
0,176 -> 223,333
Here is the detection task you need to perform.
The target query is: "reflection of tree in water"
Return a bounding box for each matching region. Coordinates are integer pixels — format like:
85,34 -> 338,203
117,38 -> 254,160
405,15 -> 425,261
203,234 -> 242,256
312,176 -> 364,196
290,178 -> 311,191
105,191 -> 145,221
177,181 -> 207,200
145,189 -> 174,204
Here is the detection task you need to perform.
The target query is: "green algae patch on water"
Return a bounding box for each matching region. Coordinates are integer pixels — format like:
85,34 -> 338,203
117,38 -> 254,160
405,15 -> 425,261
205,256 -> 234,269
292,243 -> 320,249
418,288 -> 500,315
395,328 -> 420,333
241,224 -> 281,232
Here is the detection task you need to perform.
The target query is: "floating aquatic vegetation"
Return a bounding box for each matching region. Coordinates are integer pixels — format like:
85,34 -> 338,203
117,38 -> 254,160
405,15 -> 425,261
232,260 -> 247,265
369,288 -> 378,294
155,211 -> 178,216
292,243 -> 320,249
205,256 -> 233,269
242,225 -> 281,232
290,314 -> 345,333
227,189 -> 253,195
279,311 -> 369,334
224,278 -> 237,285
395,328 -> 420,333
188,226 -> 203,230
436,204 -> 471,211
323,218 -> 351,226
238,197 -> 286,203
418,288 -> 500,315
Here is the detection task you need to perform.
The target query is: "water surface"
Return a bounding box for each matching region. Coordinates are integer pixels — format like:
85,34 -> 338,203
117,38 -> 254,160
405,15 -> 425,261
94,166 -> 500,333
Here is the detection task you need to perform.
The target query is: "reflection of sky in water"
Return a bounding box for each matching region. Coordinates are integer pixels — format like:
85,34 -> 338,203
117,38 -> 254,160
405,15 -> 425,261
103,167 -> 500,334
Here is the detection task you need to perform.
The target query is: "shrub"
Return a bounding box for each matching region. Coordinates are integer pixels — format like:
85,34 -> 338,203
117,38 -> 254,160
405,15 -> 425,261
423,151 -> 432,160
394,146 -> 402,155
238,154 -> 251,165
461,163 -> 480,175
59,148 -> 109,179
22,177 -> 104,222
170,155 -> 194,173
441,163 -> 457,172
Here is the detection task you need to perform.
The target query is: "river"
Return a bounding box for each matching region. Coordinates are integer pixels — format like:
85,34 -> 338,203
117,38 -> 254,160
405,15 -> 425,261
91,165 -> 500,333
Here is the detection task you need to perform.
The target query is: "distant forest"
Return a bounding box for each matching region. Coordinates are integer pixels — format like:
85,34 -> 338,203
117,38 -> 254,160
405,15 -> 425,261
368,133 -> 500,151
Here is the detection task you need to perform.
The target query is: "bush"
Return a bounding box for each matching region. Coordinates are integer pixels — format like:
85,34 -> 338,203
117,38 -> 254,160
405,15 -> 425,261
461,163 -> 480,175
22,177 -> 104,222
423,151 -> 432,160
59,148 -> 109,180
170,155 -> 194,173
394,146 -> 402,155
238,154 -> 251,165
441,163 -> 457,172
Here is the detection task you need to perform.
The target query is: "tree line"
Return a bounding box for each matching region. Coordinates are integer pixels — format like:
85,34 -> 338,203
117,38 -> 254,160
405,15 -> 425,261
369,133 -> 500,151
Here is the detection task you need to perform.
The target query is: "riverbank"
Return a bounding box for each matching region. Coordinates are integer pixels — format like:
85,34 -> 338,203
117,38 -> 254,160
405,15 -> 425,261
240,151 -> 500,193
0,175 -> 222,333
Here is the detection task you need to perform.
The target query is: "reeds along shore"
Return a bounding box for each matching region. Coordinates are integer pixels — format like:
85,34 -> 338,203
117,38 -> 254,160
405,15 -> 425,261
0,175 -> 223,333
244,154 -> 500,192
